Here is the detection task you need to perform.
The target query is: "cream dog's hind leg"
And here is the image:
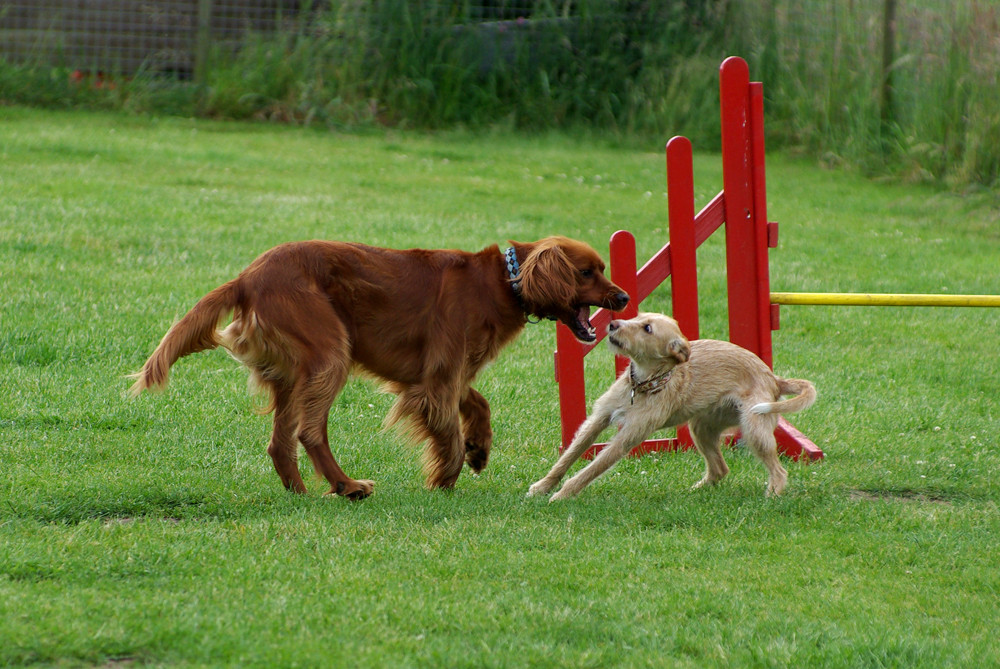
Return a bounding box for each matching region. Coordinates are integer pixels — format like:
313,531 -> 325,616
741,412 -> 788,496
687,416 -> 730,490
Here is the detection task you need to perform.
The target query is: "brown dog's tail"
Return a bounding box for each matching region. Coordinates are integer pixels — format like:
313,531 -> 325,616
128,280 -> 240,396
749,378 -> 817,416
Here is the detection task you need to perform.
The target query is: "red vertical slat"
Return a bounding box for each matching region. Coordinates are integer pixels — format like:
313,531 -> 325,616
609,230 -> 639,378
555,324 -> 587,451
720,56 -> 761,357
666,136 -> 699,341
749,81 -> 773,368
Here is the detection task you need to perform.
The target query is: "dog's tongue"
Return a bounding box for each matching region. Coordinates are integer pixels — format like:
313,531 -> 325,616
575,306 -> 596,341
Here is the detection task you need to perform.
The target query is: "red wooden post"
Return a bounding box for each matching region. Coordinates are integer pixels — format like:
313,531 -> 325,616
749,80 -> 775,368
720,59 -> 822,460
553,56 -> 823,462
556,231 -> 637,450
666,136 -> 699,451
609,230 -> 639,378
666,136 -> 699,341
554,325 -> 586,451
720,56 -> 768,363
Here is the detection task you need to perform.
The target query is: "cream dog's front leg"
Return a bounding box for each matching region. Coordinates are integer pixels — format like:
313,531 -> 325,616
527,408 -> 610,497
526,381 -> 630,497
549,420 -> 649,501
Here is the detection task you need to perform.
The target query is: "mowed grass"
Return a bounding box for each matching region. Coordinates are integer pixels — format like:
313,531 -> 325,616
1,107 -> 998,668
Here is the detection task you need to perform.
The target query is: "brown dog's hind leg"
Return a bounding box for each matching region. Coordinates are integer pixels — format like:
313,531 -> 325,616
688,418 -> 730,490
460,388 -> 492,473
267,382 -> 307,493
296,356 -> 375,500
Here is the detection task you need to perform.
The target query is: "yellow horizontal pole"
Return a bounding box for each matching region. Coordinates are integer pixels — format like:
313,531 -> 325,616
771,292 -> 1000,307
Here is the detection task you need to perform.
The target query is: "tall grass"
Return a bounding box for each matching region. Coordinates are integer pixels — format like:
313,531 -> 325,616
0,0 -> 997,187
732,0 -> 1000,187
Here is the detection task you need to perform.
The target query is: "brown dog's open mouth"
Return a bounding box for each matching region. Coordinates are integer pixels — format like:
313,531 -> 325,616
567,305 -> 597,343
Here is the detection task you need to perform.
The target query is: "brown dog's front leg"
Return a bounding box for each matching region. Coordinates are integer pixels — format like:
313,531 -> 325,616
460,388 -> 492,473
387,385 -> 465,489
424,425 -> 466,489
418,392 -> 467,490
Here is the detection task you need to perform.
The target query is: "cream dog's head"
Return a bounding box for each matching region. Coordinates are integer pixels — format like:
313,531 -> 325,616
606,313 -> 690,368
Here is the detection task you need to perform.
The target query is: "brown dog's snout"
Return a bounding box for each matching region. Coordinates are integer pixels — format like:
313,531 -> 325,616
608,291 -> 629,312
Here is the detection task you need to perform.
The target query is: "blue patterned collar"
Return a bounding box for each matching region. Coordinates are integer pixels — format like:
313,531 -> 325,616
504,246 -> 522,297
504,246 -> 542,323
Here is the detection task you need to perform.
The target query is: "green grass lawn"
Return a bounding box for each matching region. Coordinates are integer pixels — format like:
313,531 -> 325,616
1,107 -> 998,668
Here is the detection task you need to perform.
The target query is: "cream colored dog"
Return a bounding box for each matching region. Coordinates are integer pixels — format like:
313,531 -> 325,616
528,313 -> 816,500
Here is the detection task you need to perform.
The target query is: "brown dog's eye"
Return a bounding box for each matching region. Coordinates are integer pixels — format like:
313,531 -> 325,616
643,324 -> 652,334
580,268 -> 594,279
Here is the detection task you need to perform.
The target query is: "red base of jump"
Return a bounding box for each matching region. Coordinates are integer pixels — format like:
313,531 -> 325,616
554,56 -> 823,463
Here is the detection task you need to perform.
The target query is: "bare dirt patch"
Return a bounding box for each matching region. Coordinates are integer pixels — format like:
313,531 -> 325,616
849,489 -> 952,505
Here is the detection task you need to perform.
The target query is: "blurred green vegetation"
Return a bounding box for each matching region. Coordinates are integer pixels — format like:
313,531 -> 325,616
1,0 -> 997,188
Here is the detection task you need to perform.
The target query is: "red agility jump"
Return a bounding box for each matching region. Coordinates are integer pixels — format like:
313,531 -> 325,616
553,56 -> 823,462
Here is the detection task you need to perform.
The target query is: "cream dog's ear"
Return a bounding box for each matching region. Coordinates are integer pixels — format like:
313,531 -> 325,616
667,336 -> 690,363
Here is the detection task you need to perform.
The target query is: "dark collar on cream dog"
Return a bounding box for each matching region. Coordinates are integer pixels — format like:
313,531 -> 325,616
629,364 -> 673,404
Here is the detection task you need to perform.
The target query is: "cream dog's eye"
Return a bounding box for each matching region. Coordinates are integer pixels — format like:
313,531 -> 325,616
643,324 -> 652,333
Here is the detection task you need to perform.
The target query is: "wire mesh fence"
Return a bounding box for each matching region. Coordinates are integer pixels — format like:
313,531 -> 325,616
2,1 -> 996,185
0,1 -> 547,79
0,1 -> 314,78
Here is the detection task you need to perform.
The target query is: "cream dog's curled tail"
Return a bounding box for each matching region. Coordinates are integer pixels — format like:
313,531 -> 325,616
749,378 -> 817,416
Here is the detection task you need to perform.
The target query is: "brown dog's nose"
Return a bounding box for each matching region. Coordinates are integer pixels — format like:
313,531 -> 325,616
611,292 -> 629,311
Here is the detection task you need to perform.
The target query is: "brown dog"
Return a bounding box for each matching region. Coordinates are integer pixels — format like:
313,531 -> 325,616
528,313 -> 816,500
130,236 -> 628,499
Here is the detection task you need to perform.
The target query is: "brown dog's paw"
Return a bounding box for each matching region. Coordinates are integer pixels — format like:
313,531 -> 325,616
328,479 -> 375,500
465,441 -> 490,473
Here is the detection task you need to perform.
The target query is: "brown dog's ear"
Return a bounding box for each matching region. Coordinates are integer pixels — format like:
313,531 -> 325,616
517,242 -> 577,312
667,337 -> 690,363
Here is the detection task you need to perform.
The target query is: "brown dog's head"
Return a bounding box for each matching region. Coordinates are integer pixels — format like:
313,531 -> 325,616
606,313 -> 690,367
509,236 -> 629,343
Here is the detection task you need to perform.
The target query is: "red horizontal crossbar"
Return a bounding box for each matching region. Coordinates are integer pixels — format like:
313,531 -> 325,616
632,192 -> 726,305
586,422 -> 822,463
